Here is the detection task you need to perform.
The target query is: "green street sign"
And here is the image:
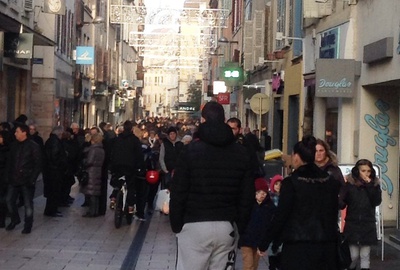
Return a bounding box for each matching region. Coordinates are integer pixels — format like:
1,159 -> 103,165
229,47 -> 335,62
220,62 -> 244,87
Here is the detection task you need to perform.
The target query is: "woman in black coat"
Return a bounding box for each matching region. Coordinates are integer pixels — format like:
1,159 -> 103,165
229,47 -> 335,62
339,159 -> 381,270
257,135 -> 341,270
315,139 -> 345,186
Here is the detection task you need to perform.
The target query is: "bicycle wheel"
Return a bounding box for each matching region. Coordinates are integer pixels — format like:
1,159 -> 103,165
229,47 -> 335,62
114,190 -> 124,228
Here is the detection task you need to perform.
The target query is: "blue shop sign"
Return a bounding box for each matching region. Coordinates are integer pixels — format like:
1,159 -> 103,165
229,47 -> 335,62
76,46 -> 94,64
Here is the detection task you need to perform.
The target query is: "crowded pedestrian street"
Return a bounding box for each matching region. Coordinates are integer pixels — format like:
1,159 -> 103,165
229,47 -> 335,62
0,176 -> 399,270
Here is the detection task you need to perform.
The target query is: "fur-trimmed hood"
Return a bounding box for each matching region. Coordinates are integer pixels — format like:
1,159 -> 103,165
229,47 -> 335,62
294,163 -> 330,184
346,174 -> 380,187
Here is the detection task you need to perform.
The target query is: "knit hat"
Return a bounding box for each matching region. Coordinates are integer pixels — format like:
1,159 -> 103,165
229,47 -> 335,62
270,174 -> 283,193
254,178 -> 269,192
167,126 -> 177,135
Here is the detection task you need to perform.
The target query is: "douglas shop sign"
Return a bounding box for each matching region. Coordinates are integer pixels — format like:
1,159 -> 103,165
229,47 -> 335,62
318,78 -> 351,89
315,59 -> 361,98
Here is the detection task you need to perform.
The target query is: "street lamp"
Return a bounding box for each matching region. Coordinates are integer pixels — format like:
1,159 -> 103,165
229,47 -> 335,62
218,36 -> 238,61
276,32 -> 303,41
78,16 -> 105,27
209,50 -> 224,57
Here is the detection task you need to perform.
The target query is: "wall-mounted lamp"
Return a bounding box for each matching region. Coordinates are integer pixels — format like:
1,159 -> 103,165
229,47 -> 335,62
124,58 -> 140,63
209,50 -> 224,57
276,32 -> 303,41
258,58 -> 280,64
218,36 -> 239,44
218,37 -> 239,61
315,0 -> 358,5
78,16 -> 105,28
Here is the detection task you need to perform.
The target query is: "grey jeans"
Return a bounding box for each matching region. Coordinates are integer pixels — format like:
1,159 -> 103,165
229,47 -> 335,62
349,244 -> 371,269
176,221 -> 238,270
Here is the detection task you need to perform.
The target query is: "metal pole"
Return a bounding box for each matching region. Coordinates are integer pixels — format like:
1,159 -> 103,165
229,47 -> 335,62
259,97 -> 262,142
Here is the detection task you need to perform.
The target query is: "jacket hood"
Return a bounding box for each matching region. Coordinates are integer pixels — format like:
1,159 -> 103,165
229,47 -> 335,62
198,121 -> 235,147
270,174 -> 283,193
295,163 -> 330,183
119,131 -> 135,139
346,174 -> 380,187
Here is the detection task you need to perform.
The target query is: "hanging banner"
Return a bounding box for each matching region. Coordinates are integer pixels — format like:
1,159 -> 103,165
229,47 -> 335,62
76,46 -> 95,64
4,33 -> 33,59
43,0 -> 66,15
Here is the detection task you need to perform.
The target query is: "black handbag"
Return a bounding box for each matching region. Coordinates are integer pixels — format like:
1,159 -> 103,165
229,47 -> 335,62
76,167 -> 89,186
337,233 -> 351,269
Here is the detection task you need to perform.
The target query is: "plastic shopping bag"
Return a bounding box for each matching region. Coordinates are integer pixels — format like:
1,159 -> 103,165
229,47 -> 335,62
154,189 -> 170,214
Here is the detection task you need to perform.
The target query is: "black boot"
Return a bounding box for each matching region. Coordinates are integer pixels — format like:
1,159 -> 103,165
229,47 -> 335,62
21,226 -> 32,234
0,203 -> 7,228
5,220 -> 21,231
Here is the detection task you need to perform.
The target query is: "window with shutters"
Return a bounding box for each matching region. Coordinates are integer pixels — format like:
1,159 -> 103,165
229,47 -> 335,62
244,0 -> 252,20
61,13 -> 66,54
96,47 -> 104,82
103,51 -> 109,83
24,0 -> 33,11
276,0 -> 286,50
9,0 -> 20,12
254,10 -> 264,66
232,0 -> 242,33
56,15 -> 61,51
243,21 -> 253,71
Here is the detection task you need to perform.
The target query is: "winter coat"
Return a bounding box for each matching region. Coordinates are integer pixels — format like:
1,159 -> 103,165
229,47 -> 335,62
0,144 -> 10,188
339,174 -> 381,245
43,134 -> 68,197
169,121 -> 254,234
110,131 -> 144,176
82,143 -> 105,196
238,197 -> 276,248
258,163 -> 340,252
161,138 -> 183,172
320,160 -> 345,186
8,139 -> 43,187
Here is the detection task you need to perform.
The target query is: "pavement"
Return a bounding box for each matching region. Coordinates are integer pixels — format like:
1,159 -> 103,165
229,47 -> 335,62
1,179 -> 400,270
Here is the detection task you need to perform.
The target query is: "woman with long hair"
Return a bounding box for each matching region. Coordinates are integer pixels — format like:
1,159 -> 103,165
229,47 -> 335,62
339,159 -> 381,270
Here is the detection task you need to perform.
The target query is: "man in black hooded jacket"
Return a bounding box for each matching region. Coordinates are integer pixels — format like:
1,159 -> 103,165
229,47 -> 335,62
110,120 -> 145,220
169,101 -> 254,270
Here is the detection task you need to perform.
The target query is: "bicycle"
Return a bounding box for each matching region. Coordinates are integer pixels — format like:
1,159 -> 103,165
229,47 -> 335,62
113,175 -> 134,228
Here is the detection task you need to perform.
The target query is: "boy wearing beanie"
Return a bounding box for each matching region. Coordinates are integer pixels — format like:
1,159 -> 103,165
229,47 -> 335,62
238,178 -> 276,270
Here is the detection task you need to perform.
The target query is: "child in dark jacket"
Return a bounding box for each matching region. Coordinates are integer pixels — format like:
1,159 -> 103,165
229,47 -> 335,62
239,178 -> 276,270
267,174 -> 283,270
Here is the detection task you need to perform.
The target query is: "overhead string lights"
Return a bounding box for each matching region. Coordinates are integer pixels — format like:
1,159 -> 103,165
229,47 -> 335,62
109,0 -> 228,70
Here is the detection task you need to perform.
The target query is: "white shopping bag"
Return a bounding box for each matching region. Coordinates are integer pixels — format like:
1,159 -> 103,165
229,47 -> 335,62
154,189 -> 170,214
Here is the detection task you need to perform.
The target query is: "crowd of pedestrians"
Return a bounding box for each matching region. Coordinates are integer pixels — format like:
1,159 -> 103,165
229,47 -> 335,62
0,114 -> 200,232
0,105 -> 382,270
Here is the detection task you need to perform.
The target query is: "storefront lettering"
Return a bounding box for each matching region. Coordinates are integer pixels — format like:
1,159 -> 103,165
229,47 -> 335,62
319,78 -> 351,89
364,99 -> 396,197
4,49 -> 31,55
